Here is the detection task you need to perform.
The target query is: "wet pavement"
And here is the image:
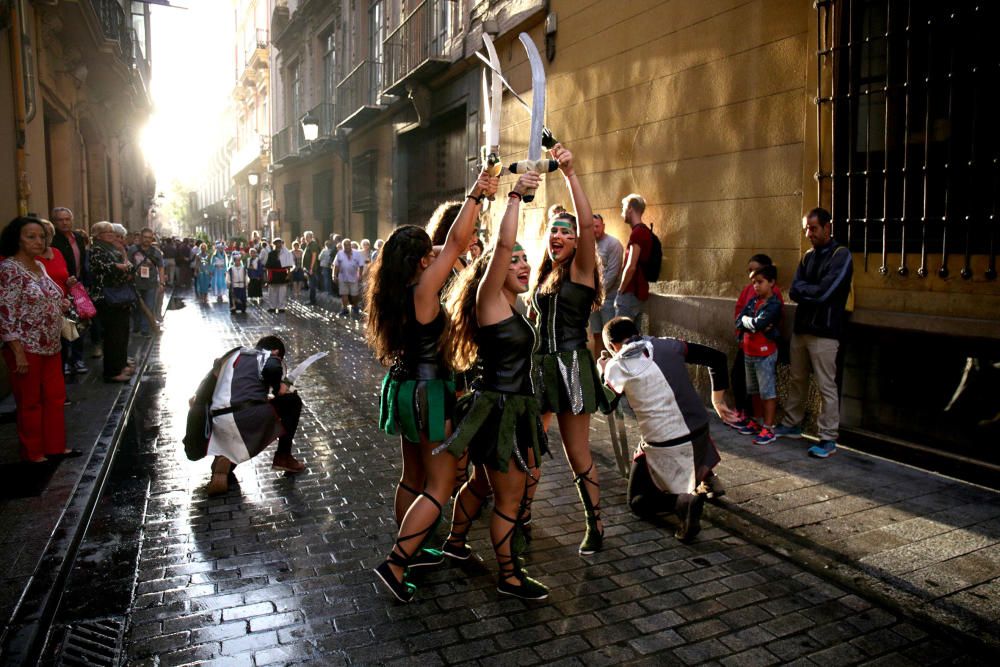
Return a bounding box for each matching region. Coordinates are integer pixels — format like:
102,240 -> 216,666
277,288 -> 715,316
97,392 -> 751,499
39,290 -> 996,665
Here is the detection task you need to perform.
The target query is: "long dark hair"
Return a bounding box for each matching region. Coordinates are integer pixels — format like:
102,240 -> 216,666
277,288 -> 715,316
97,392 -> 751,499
0,216 -> 45,257
364,225 -> 432,366
426,201 -> 464,246
441,250 -> 491,371
531,219 -> 603,311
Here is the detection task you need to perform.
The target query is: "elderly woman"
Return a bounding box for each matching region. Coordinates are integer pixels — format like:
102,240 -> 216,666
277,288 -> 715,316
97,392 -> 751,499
89,221 -> 134,382
0,216 -> 74,462
36,219 -> 89,376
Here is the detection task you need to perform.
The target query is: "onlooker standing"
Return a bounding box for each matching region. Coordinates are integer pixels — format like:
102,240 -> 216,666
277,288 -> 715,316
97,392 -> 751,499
734,265 -> 783,445
615,193 -> 653,322
89,221 -> 134,383
176,238 -> 193,288
162,237 -> 177,286
302,231 -> 321,305
318,240 -> 334,295
333,238 -> 365,317
0,216 -> 71,462
774,207 -> 854,458
50,207 -> 89,371
589,213 -> 623,354
247,247 -> 264,303
128,228 -> 164,337
36,219 -> 85,376
264,238 -> 294,313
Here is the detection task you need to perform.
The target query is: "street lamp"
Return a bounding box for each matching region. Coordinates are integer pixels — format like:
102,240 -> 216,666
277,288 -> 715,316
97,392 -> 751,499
248,173 -> 260,239
301,112 -> 319,142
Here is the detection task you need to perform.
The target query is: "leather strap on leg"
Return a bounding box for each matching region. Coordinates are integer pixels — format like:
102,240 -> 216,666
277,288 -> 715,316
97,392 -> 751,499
447,482 -> 487,548
574,463 -> 602,523
387,493 -> 443,568
492,507 -> 522,583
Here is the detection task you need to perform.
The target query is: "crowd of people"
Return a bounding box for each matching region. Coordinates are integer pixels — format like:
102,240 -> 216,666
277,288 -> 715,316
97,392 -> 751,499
3,140 -> 853,608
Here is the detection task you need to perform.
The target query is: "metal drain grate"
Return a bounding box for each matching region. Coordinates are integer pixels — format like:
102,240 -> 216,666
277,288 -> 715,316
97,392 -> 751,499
57,617 -> 124,667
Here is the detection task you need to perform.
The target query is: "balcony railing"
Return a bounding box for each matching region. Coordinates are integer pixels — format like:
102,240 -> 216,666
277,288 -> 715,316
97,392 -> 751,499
89,0 -> 133,62
245,28 -> 269,70
336,60 -> 383,129
271,126 -> 302,165
383,0 -> 457,96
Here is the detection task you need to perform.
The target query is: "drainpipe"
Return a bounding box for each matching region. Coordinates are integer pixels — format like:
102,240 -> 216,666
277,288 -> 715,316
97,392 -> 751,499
8,0 -> 33,215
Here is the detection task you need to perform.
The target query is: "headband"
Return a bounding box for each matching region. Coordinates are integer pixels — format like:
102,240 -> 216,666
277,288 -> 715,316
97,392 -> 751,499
550,218 -> 575,231
513,242 -> 525,253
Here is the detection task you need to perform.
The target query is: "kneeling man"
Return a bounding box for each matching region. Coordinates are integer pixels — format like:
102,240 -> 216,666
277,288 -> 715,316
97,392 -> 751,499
600,317 -> 735,541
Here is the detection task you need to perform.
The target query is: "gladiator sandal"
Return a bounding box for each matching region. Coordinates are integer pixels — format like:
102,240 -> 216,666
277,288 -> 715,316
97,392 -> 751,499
395,481 -> 421,525
575,464 -> 604,556
518,469 -> 540,545
374,493 -> 443,602
493,508 -> 549,601
207,456 -> 231,497
443,483 -> 488,560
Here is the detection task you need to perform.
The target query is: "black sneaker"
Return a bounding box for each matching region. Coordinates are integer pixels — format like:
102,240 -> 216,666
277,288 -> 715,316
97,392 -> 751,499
497,573 -> 549,600
373,561 -> 416,603
675,494 -> 704,543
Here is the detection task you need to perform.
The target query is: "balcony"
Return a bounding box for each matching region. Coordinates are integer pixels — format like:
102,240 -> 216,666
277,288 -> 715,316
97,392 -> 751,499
309,102 -> 338,141
336,61 -> 383,129
245,28 -> 269,71
271,126 -> 302,166
383,0 -> 458,96
89,0 -> 133,63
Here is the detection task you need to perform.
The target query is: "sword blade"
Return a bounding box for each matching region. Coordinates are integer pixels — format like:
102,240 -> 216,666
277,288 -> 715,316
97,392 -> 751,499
519,32 -> 546,161
481,68 -> 492,144
474,51 -> 532,113
483,34 -> 502,148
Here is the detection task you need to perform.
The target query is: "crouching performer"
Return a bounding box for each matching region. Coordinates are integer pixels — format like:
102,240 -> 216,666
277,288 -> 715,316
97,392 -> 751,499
190,335 -> 305,496
599,317 -> 734,542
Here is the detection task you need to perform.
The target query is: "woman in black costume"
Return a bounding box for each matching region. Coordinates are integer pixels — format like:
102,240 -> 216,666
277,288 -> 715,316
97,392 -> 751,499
439,172 -> 549,600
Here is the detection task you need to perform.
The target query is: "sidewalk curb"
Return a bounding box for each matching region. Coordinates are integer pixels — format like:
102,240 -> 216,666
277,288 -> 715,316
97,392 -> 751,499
0,318 -> 160,665
702,478 -> 999,656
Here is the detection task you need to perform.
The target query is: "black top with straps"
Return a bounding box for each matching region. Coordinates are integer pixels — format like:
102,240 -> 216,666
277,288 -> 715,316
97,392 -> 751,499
533,280 -> 595,353
475,310 -> 536,395
397,287 -> 449,380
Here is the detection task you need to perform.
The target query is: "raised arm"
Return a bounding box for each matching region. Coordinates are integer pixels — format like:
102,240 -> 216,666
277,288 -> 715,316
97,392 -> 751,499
415,171 -> 498,312
551,144 -> 596,284
477,173 -> 539,325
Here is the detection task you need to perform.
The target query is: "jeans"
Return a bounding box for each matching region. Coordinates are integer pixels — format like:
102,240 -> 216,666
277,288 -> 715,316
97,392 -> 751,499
307,272 -> 319,304
589,290 -> 618,335
744,351 -> 778,401
320,267 -> 332,294
614,291 -> 645,322
133,287 -> 158,334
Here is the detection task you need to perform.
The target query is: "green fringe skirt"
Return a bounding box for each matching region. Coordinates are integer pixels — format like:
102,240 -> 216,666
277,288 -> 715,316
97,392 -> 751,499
437,390 -> 548,473
379,372 -> 456,444
535,348 -> 613,416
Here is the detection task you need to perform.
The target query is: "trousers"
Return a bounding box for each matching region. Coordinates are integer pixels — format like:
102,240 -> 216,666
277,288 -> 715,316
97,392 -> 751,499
781,333 -> 841,441
2,348 -> 66,460
268,283 -> 288,310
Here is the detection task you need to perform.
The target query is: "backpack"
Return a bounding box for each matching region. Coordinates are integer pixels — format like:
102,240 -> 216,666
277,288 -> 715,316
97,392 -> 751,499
641,224 -> 663,282
182,346 -> 242,461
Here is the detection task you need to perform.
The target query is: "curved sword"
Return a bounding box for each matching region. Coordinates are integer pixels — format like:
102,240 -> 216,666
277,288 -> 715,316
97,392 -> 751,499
511,33 -> 558,203
480,34 -> 503,203
475,50 -> 558,150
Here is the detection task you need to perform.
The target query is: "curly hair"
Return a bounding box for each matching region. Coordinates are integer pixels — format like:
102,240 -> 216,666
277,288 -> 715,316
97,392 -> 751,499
425,200 -> 464,246
0,216 -> 45,257
364,225 -> 433,366
531,216 -> 603,311
441,250 -> 492,372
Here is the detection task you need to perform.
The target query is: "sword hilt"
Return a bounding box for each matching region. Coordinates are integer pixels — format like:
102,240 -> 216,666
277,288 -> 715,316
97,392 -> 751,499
481,149 -> 503,201
507,159 -> 558,203
541,127 -> 557,150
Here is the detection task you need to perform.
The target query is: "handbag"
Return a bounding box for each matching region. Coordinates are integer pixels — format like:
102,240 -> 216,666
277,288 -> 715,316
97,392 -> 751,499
69,282 -> 97,319
61,317 -> 80,342
103,283 -> 137,307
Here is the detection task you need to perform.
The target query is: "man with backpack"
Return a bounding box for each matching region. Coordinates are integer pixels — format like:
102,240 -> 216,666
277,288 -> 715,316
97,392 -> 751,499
615,193 -> 661,323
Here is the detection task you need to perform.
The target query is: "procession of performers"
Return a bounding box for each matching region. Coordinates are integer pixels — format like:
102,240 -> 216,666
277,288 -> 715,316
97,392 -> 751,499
365,142 -> 728,603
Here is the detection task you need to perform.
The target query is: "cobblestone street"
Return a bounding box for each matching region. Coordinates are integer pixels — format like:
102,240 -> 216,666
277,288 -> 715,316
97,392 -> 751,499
48,292 -> 993,666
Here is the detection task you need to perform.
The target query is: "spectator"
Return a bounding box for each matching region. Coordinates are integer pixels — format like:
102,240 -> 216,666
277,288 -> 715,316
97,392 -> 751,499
264,238 -> 294,313
599,317 -> 734,541
193,242 -> 211,303
247,247 -> 264,304
734,264 -> 783,445
0,216 -> 73,463
318,240 -> 334,295
176,237 -> 193,288
728,254 -> 784,432
290,240 -> 305,299
334,238 -> 365,318
162,237 -> 177,286
469,238 -> 484,260
128,228 -> 164,336
371,238 -> 384,264
228,251 -> 248,313
302,231 -> 321,305
210,242 -> 227,303
36,219 -> 87,375
615,193 -> 653,323
89,222 -> 135,382
774,207 -> 854,458
589,213 -> 623,354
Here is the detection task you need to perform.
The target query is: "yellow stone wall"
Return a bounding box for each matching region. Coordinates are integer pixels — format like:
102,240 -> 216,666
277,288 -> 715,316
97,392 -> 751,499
484,0 -> 1000,332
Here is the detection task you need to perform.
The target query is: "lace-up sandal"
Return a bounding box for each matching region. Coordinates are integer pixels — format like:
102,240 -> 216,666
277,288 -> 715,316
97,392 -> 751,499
374,493 -> 442,602
575,464 -> 604,555
493,508 -> 548,601
443,483 -> 488,560
451,455 -> 470,499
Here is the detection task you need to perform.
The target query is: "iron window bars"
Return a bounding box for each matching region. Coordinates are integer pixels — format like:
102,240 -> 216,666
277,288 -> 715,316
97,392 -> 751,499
816,0 -> 997,279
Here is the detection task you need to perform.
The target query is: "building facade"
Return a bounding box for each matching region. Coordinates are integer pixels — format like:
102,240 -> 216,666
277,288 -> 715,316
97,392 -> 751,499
261,0 -> 997,477
1,0 -> 154,227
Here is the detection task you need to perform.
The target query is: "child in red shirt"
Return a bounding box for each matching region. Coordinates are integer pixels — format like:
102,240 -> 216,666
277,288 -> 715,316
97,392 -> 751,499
735,265 -> 783,444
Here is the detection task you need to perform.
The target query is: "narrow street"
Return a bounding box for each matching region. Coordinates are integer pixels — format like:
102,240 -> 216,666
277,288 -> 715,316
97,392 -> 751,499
42,293 -> 993,666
